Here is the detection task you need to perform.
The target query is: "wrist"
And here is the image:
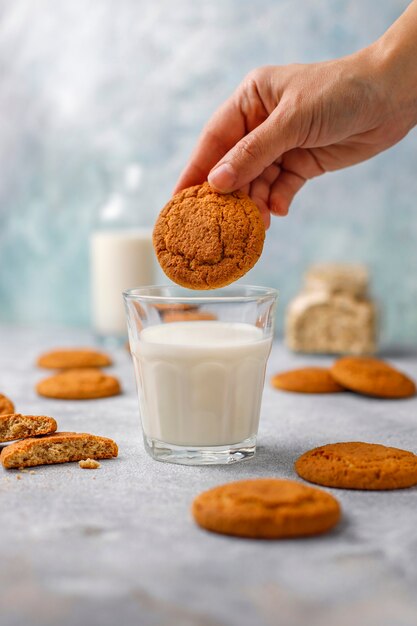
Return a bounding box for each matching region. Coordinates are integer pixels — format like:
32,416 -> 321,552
367,6 -> 417,129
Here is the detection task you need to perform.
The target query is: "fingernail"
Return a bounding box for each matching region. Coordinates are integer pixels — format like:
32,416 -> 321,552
208,163 -> 237,191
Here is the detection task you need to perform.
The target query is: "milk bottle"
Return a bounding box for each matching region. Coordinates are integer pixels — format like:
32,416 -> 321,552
90,165 -> 156,340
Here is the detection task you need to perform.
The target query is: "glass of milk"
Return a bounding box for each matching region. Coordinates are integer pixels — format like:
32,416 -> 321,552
124,285 -> 277,465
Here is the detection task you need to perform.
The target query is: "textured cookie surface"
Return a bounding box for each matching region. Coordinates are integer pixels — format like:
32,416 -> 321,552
0,393 -> 14,415
285,291 -> 376,356
295,442 -> 417,490
331,357 -> 416,398
271,367 -> 344,394
36,368 -> 121,400
0,414 -> 57,443
1,431 -> 118,469
192,478 -> 341,539
37,348 -> 112,369
153,182 -> 265,289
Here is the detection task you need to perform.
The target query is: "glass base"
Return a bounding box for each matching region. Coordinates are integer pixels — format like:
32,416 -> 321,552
144,435 -> 257,466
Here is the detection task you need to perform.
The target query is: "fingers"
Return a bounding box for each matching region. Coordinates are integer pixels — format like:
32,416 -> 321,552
208,108 -> 296,193
173,95 -> 246,194
249,163 -> 281,229
269,169 -> 306,216
268,148 -> 326,215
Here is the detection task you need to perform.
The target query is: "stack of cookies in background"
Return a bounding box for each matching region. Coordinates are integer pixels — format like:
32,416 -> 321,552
286,263 -> 377,355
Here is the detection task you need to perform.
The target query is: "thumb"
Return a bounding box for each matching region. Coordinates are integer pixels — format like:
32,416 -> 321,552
207,112 -> 295,192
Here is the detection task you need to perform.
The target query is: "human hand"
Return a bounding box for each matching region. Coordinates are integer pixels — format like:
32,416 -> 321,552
174,33 -> 417,228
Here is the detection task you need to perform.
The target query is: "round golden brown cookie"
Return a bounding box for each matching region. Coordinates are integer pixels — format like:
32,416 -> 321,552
331,357 -> 416,399
192,478 -> 341,539
0,393 -> 14,415
271,367 -> 344,394
163,310 -> 217,323
295,442 -> 417,490
36,368 -> 121,400
153,182 -> 265,289
37,348 -> 112,370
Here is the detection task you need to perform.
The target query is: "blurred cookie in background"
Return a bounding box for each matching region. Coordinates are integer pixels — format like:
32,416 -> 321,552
271,367 -> 344,394
163,310 -> 217,323
37,348 -> 112,369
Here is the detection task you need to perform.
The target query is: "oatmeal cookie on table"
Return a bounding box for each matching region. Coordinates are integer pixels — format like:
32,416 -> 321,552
192,478 -> 341,539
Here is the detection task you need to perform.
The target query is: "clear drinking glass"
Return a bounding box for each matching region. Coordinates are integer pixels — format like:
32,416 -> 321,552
124,285 -> 277,465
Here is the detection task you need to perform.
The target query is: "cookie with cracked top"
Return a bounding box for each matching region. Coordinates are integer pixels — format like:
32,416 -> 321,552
153,182 -> 265,289
295,442 -> 417,490
192,478 -> 341,539
331,356 -> 415,398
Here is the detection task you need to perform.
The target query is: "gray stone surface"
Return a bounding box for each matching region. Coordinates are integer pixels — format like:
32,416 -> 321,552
1,325 -> 417,626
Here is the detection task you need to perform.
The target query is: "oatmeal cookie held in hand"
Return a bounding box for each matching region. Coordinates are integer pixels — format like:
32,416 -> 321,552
153,183 -> 265,289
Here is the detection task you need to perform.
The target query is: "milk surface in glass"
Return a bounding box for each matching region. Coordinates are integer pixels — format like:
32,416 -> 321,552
132,321 -> 272,447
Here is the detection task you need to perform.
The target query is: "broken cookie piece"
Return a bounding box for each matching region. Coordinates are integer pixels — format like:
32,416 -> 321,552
0,414 -> 57,443
1,431 -> 118,469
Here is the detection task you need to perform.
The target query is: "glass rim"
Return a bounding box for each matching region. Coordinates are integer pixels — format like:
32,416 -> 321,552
123,284 -> 278,304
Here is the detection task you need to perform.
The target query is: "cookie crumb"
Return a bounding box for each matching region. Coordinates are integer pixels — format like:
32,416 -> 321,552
79,458 -> 101,470
16,474 -> 22,480
29,470 -> 36,475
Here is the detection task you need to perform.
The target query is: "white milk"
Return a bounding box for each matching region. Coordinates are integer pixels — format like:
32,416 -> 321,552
91,229 -> 155,336
132,321 -> 272,447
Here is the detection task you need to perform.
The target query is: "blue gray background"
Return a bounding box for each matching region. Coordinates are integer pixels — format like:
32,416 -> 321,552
0,0 -> 416,345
